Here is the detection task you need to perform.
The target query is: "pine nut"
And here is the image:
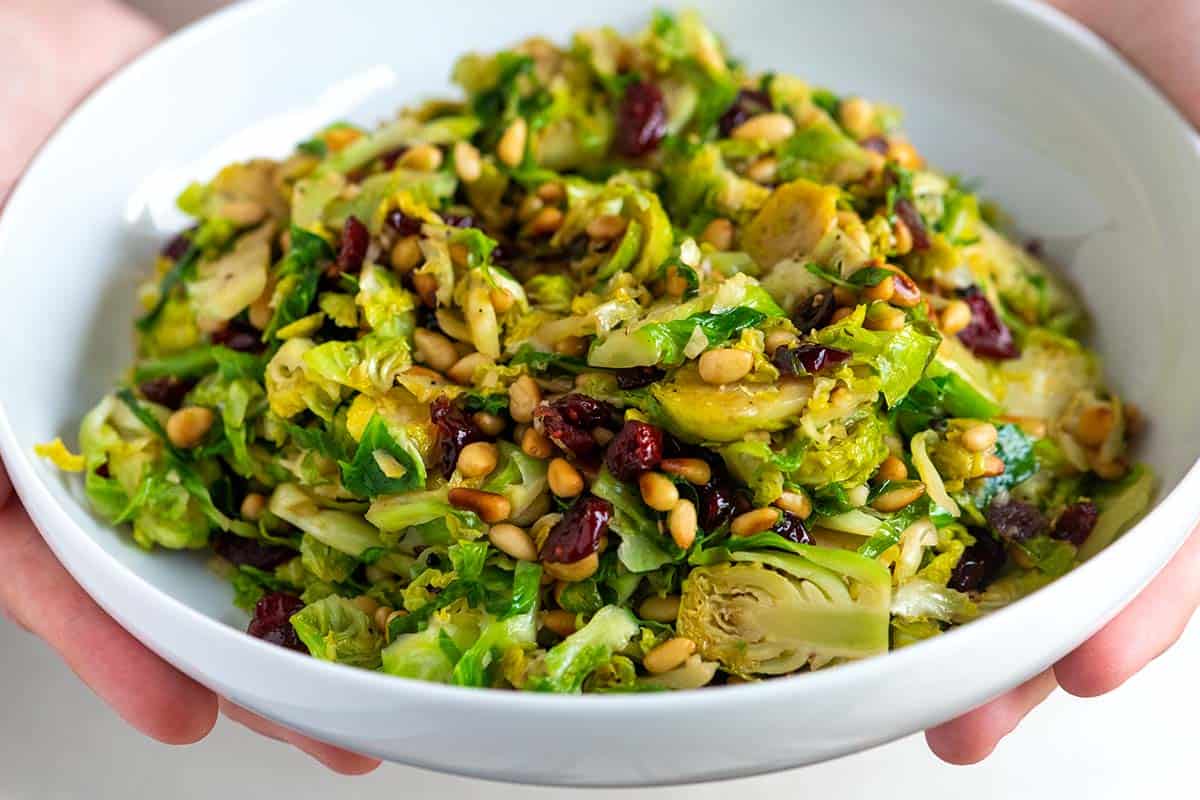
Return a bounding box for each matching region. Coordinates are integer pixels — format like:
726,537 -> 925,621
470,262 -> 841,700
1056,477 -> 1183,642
448,352 -> 492,385
731,507 -> 780,537
490,287 -> 515,313
746,156 -> 779,183
940,300 -> 972,335
405,365 -> 447,383
473,411 -> 507,437
166,407 -> 215,449
659,457 -> 712,485
981,454 -> 1006,477
831,306 -> 854,323
398,143 -> 444,172
458,441 -> 499,478
664,266 -> 690,297
453,141 -> 482,183
838,96 -> 875,139
846,484 -> 871,506
700,218 -> 735,251
526,206 -> 564,237
888,139 -> 923,170
448,487 -> 511,523
864,303 -> 905,331
885,267 -> 922,308
638,595 -> 681,623
488,523 -> 538,562
521,426 -> 554,459
448,242 -> 470,267
961,422 -> 998,453
892,217 -> 914,256
639,472 -> 680,512
352,595 -> 379,616
374,605 -> 394,634
764,330 -> 798,353
541,609 -> 577,638
322,127 -> 362,152
643,637 -> 697,674
875,455 -> 909,482
516,194 -> 544,223
667,499 -> 698,549
774,490 -> 812,519
221,200 -> 266,226
384,609 -> 408,637
413,328 -> 458,372
497,117 -> 528,167
871,483 -> 926,513
832,286 -> 857,307
731,112 -> 796,143
585,213 -> 628,241
548,458 -> 585,498
1077,405 -> 1115,447
411,272 -> 438,306
390,235 -> 423,273
508,375 -> 542,423
536,182 -> 566,203
698,348 -> 753,385
862,274 -> 895,302
240,492 -> 267,521
543,552 -> 599,582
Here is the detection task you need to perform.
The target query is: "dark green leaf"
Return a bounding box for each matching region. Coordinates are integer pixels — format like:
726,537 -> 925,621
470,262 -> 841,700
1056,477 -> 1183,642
973,424 -> 1038,509
136,244 -> 200,333
264,226 -> 333,340
339,414 -> 427,497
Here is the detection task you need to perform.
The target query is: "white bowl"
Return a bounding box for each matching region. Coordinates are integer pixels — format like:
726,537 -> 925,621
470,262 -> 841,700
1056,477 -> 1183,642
2,0 -> 1198,787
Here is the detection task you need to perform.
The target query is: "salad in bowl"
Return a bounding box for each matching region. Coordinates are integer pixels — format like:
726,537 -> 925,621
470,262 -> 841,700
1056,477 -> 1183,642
39,11 -> 1153,693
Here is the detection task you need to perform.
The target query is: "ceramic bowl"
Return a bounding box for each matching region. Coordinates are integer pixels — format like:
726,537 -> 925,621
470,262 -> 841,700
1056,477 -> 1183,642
1,0 -> 1198,786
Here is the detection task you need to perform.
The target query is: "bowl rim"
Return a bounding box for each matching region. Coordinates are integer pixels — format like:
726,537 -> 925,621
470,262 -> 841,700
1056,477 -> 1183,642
1,0 -> 1198,720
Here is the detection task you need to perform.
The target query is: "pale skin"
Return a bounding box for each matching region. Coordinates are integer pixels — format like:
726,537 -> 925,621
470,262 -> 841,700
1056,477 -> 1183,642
0,0 -> 1196,773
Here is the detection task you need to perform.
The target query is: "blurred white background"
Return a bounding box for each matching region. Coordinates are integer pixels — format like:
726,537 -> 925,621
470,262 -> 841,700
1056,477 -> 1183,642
1,2 -> 1194,798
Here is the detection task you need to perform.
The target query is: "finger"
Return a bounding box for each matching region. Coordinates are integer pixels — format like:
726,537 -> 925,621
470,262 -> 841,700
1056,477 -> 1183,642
219,699 -> 381,775
0,464 -> 218,744
925,669 -> 1058,765
1056,528 -> 1200,697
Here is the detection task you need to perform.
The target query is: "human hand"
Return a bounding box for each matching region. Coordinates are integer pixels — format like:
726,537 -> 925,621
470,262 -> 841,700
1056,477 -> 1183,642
926,0 -> 1200,764
0,0 -> 377,774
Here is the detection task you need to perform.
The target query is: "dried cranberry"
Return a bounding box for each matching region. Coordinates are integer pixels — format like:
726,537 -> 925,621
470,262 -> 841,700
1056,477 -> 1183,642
210,319 -> 266,353
534,394 -> 620,458
247,591 -> 308,653
95,462 -> 111,478
1024,238 -> 1044,258
541,495 -> 613,564
615,82 -> 668,157
430,396 -> 486,478
212,532 -> 296,570
958,288 -> 1019,360
379,146 -> 408,170
161,230 -> 194,260
718,89 -> 774,137
985,499 -> 1046,542
332,215 -> 369,276
697,481 -> 737,532
771,343 -> 851,377
792,290 -> 836,332
894,198 -> 931,252
615,366 -> 664,390
860,135 -> 889,154
948,531 -> 1006,592
138,376 -> 196,410
773,511 -> 813,545
1052,501 -> 1099,546
386,210 -> 422,237
604,420 -> 665,481
443,212 -> 476,229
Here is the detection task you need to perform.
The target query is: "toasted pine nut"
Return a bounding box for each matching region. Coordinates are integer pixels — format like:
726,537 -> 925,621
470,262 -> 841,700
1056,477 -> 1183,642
962,422 -> 999,453
458,441 -> 499,478
831,306 -> 854,324
541,609 -> 577,637
390,235 -> 423,273
888,139 -> 923,170
411,272 -> 438,307
536,181 -> 565,203
871,483 -> 926,513
548,458 -> 585,498
508,375 -> 542,423
448,352 -> 492,385
521,427 -> 554,459
543,552 -> 599,583
885,267 -> 922,308
892,217 -> 914,256
875,455 -> 909,482
731,112 -> 797,143
497,117 -> 528,167
664,267 -> 690,297
405,365 -> 446,383
322,127 -> 362,152
473,411 -> 507,437
374,605 -> 394,634
352,595 -> 379,616
413,328 -> 459,372
1077,405 -> 1115,447
585,213 -> 628,241
166,407 -> 215,449
448,487 -> 511,523
764,330 -> 798,353
643,637 -> 697,674
981,454 -> 1006,477
667,499 -> 698,549
832,286 -> 857,307
838,96 -> 875,139
453,141 -> 482,183
638,595 -> 681,623
639,472 -> 680,512
846,484 -> 871,507
221,200 -> 266,226
524,206 -> 563,237
731,507 -> 781,537
659,457 -> 712,485
240,492 -> 266,521
698,348 -> 754,385
864,303 -> 905,331
700,218 -> 735,251
488,523 -> 538,562
398,143 -> 444,171
516,194 -> 544,223
746,156 -> 779,183
862,274 -> 895,302
490,287 -> 515,313
384,609 -> 408,636
940,299 -> 972,335
774,490 -> 812,519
